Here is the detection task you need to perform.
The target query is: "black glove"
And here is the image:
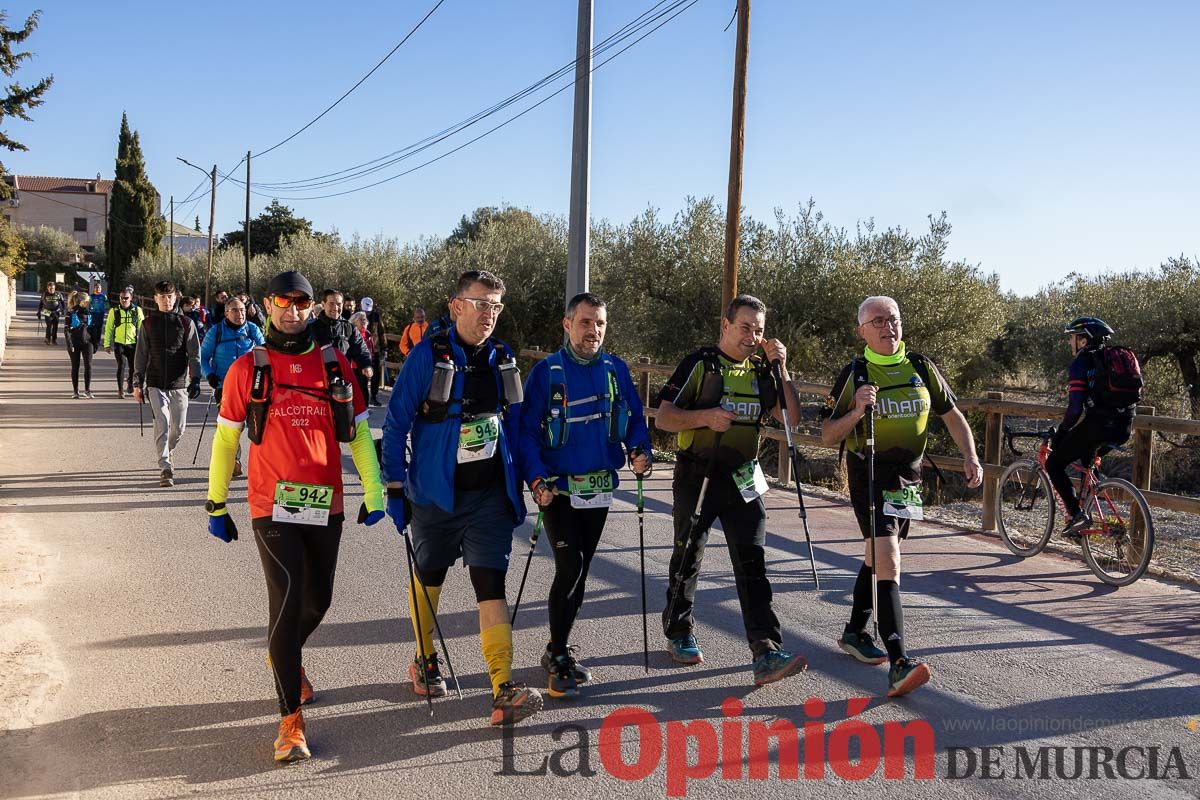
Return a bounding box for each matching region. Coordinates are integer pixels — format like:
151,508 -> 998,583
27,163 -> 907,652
214,386 -> 223,405
207,374 -> 219,389
187,379 -> 201,400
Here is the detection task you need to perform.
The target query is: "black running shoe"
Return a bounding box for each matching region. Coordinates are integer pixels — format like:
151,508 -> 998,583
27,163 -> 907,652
541,644 -> 592,684
1062,511 -> 1091,542
546,654 -> 580,700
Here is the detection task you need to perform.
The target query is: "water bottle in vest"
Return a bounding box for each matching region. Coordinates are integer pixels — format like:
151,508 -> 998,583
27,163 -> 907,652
330,378 -> 355,442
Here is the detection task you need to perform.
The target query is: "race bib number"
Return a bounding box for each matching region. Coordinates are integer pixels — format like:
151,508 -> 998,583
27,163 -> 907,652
568,470 -> 614,509
732,459 -> 768,503
458,415 -> 500,464
882,485 -> 924,520
272,481 -> 333,526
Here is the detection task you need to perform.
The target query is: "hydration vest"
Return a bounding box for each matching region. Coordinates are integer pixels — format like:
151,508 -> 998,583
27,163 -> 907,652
417,331 -> 523,423
540,350 -> 632,450
246,344 -> 356,445
695,346 -> 778,427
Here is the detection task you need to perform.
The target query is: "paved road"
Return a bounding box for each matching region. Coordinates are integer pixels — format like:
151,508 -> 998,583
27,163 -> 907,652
2,293 -> 1198,799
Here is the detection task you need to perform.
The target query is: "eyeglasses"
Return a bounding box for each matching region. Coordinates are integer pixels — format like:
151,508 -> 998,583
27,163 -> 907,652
226,307 -> 247,314
271,294 -> 314,310
458,297 -> 504,315
863,315 -> 902,330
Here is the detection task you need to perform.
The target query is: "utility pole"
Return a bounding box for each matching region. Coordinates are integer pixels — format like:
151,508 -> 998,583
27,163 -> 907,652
721,0 -> 750,312
169,196 -> 174,279
205,165 -> 216,309
565,0 -> 593,308
244,151 -> 251,294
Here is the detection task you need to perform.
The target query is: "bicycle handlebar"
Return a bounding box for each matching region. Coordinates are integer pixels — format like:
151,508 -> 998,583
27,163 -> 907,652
1003,423 -> 1057,456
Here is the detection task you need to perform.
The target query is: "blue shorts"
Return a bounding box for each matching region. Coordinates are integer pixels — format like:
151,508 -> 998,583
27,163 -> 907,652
409,484 -> 516,573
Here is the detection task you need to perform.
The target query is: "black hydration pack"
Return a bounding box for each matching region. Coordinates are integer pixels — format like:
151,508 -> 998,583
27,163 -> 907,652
694,346 -> 778,427
246,344 -> 356,445
850,351 -> 933,396
418,332 -> 522,423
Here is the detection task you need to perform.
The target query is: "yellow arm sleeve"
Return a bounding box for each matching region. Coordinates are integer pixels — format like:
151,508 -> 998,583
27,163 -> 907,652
348,419 -> 385,512
207,422 -> 240,505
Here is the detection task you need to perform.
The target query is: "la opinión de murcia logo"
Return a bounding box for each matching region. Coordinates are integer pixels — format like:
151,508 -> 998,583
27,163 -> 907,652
497,698 -> 1193,794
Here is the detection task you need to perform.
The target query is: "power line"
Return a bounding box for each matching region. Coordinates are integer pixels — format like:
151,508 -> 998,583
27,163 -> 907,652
250,0 -> 678,190
229,0 -> 699,200
253,0 -> 447,159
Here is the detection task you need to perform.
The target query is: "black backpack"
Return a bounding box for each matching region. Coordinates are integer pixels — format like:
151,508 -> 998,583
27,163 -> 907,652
1089,345 -> 1143,411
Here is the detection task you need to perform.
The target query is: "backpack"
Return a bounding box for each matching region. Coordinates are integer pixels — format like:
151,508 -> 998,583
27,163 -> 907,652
850,351 -> 933,395
1089,345 -> 1143,411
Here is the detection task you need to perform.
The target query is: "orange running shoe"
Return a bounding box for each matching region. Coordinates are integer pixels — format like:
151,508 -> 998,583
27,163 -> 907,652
273,709 -> 310,763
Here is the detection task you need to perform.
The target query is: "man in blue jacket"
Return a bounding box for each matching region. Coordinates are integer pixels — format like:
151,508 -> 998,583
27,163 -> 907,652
382,269 -> 541,726
518,292 -> 652,700
201,297 -> 266,476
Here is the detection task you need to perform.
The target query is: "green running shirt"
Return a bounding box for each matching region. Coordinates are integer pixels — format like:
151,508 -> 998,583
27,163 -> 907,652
658,347 -> 774,463
826,345 -> 956,463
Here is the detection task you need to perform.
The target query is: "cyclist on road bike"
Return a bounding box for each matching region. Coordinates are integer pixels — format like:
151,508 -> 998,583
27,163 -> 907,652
1050,317 -> 1137,541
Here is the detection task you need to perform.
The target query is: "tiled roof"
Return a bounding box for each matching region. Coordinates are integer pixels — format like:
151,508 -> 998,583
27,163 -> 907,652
8,175 -> 114,194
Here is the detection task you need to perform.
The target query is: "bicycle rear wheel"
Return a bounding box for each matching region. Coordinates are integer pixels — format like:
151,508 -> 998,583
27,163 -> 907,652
996,459 -> 1055,557
1080,477 -> 1155,586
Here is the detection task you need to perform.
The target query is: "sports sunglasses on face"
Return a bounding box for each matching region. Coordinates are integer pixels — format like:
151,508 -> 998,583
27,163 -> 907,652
270,294 -> 314,310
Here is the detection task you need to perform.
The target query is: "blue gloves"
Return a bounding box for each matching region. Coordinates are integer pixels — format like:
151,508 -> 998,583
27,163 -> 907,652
357,502 -> 385,526
386,487 -> 412,530
208,512 -> 238,543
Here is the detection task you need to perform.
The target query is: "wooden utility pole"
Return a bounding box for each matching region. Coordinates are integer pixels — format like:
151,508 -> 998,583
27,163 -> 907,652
204,165 -> 216,308
721,0 -> 750,312
244,151 -> 252,294
168,196 -> 174,278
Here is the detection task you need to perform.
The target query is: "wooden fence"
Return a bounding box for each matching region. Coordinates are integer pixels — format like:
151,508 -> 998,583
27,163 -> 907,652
514,348 -> 1200,530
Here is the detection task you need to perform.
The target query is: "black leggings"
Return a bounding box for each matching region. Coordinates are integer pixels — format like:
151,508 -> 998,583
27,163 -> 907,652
68,346 -> 92,392
253,515 -> 344,716
113,342 -> 136,391
542,494 -> 608,653
44,316 -> 59,343
1046,413 -> 1132,517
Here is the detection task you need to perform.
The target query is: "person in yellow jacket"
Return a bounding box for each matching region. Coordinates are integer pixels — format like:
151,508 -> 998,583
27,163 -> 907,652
103,289 -> 145,399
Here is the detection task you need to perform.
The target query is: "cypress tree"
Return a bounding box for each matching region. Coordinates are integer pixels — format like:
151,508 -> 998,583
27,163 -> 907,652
107,114 -> 164,286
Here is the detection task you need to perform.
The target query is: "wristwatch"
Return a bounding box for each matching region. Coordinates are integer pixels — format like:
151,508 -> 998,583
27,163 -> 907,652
204,500 -> 226,513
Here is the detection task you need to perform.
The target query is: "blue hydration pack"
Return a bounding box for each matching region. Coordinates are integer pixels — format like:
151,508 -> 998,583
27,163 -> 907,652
541,350 -> 631,450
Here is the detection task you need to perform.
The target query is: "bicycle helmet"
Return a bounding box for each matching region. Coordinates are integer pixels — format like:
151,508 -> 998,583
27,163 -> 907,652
1062,316 -> 1114,342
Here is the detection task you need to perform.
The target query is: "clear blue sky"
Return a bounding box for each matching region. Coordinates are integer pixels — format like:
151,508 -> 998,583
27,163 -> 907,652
8,0 -> 1199,293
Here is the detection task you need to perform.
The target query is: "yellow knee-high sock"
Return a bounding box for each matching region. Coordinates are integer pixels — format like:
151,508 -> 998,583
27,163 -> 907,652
407,579 -> 441,660
480,623 -> 513,695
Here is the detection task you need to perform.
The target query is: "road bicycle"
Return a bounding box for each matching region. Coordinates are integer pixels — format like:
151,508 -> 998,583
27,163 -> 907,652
995,424 -> 1154,586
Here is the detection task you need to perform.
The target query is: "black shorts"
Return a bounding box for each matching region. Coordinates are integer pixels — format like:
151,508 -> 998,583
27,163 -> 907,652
846,454 -> 922,540
409,483 -> 516,573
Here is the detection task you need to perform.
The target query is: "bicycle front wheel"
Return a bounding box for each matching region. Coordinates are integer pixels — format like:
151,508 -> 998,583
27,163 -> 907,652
1080,477 -> 1155,587
996,459 -> 1055,557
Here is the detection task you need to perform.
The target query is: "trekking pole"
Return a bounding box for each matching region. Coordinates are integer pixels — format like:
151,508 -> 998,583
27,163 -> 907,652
864,400 -> 879,641
771,362 -> 821,590
636,470 -> 649,673
664,434 -> 723,636
509,511 -> 544,626
138,390 -> 144,438
400,525 -> 435,717
191,391 -> 215,465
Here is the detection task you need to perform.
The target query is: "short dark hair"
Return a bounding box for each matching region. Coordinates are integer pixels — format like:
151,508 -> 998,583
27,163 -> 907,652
456,269 -> 505,296
154,280 -> 177,296
565,292 -> 606,319
724,294 -> 766,323
321,288 -> 344,302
